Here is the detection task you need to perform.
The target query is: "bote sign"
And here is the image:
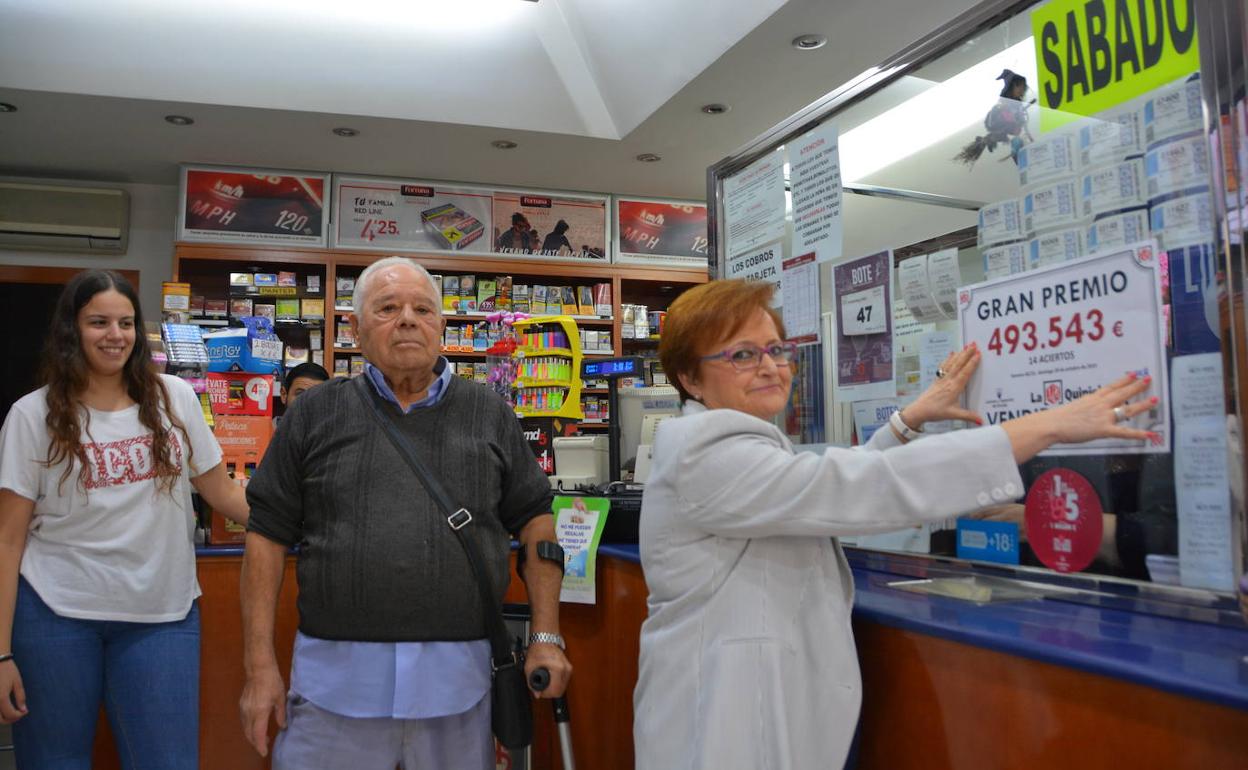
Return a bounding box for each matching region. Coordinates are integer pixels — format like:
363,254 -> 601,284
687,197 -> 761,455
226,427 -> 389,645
1032,0 -> 1200,131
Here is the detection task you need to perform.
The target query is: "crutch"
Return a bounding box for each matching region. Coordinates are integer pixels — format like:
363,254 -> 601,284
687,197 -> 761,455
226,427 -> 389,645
529,667 -> 575,770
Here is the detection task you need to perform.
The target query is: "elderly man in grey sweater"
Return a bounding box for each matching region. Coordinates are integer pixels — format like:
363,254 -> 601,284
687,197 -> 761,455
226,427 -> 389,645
238,257 -> 571,769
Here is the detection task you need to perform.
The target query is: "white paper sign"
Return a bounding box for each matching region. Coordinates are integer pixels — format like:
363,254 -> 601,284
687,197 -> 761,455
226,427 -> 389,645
959,241 -> 1170,455
851,398 -> 900,445
927,248 -> 962,318
1171,353 -> 1235,592
782,252 -> 821,344
899,254 -> 943,323
724,152 -> 787,258
840,285 -> 887,336
725,241 -> 783,305
790,122 -> 843,263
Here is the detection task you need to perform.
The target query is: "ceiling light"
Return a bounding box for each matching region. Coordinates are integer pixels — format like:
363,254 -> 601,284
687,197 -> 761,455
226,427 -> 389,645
164,114 -> 194,126
0,103 -> 16,113
636,153 -> 662,163
792,35 -> 826,51
701,103 -> 730,115
492,139 -> 518,149
332,127 -> 359,137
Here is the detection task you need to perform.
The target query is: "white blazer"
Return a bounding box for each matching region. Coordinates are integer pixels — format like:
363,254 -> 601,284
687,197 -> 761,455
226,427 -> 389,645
633,401 -> 1024,770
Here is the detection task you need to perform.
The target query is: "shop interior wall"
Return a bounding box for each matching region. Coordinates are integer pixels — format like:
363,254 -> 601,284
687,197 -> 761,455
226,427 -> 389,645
0,175 -> 177,318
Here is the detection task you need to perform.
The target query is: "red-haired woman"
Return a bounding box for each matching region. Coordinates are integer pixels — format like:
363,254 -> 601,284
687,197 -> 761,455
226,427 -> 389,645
0,269 -> 248,768
633,279 -> 1158,770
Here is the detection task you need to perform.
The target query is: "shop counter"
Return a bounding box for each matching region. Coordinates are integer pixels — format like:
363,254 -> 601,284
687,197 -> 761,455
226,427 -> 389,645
90,545 -> 1248,770
592,544 -> 1248,770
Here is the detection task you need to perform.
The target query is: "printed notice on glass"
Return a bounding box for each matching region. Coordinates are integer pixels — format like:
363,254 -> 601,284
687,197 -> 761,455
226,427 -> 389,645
899,254 -> 943,323
553,496 -> 610,604
725,240 -> 783,306
851,398 -> 900,445
723,151 -> 787,258
781,252 -> 820,345
1170,353 -> 1235,592
790,122 -> 843,263
833,251 -> 895,402
958,241 -> 1170,455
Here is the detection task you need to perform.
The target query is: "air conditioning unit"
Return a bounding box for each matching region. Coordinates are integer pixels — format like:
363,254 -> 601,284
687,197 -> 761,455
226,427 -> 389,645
0,182 -> 130,254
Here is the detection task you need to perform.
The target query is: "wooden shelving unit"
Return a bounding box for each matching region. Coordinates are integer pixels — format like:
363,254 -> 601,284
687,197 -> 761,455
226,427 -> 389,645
173,243 -> 706,430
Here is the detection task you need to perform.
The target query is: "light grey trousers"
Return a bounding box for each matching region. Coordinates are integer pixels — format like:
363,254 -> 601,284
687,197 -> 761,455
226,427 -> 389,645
272,691 -> 495,770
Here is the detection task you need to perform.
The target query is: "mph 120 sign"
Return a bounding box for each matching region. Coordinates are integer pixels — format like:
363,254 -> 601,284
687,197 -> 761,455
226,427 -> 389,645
958,241 -> 1169,455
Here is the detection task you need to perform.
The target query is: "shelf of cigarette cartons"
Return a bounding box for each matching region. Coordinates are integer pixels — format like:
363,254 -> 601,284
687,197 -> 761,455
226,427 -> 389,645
173,244 -> 708,416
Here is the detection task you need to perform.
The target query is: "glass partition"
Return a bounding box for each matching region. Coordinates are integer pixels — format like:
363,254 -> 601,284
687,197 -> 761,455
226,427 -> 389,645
708,0 -> 1246,618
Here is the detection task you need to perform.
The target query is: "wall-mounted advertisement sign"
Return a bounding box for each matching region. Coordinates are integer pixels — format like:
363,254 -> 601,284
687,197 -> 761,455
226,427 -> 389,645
491,191 -> 607,260
613,198 -> 709,267
335,177 -> 493,252
179,166 -> 329,246
333,176 -> 608,261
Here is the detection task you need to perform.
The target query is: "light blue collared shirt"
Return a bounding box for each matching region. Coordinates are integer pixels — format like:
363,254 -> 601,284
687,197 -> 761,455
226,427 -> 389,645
289,357 -> 492,718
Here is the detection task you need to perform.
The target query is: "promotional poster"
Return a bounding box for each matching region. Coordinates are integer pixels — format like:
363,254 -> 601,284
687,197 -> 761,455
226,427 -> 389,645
492,192 -> 607,259
958,242 -> 1170,454
615,199 -> 708,266
180,166 -> 328,246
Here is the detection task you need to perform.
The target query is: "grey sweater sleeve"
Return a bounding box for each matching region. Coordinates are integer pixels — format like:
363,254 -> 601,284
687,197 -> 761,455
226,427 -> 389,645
246,399 -> 309,547
493,398 -> 554,535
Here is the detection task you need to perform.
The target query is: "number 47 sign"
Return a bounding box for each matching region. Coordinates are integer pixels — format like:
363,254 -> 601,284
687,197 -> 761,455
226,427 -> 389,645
958,241 -> 1170,455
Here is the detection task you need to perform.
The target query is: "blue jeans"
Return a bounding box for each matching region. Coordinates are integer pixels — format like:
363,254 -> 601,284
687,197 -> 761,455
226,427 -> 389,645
10,577 -> 200,770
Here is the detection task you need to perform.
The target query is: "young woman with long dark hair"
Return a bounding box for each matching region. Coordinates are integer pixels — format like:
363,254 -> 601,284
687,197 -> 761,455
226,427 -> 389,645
0,269 -> 248,768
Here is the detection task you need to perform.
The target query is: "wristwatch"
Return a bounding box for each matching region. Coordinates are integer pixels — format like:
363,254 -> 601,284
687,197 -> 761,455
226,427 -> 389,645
518,540 -> 566,576
889,409 -> 924,442
529,631 -> 566,650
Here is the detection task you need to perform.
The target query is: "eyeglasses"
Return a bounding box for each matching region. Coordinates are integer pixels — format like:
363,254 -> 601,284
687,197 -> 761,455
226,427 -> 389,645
700,341 -> 799,372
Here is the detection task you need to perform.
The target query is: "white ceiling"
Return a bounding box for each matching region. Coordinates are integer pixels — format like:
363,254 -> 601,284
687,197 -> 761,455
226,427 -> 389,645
0,0 -> 986,201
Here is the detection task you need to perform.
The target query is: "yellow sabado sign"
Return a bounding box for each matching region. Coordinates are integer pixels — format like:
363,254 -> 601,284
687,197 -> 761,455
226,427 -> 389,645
1033,0 -> 1200,131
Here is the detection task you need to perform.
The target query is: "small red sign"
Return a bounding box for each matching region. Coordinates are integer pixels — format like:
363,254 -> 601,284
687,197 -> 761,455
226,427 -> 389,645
206,373 -> 274,416
520,195 -> 553,208
1025,468 -> 1103,573
400,185 -> 434,197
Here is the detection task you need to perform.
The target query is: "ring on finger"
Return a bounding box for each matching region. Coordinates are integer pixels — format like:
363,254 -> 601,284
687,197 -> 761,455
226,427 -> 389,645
1112,405 -> 1128,423
937,368 -> 947,379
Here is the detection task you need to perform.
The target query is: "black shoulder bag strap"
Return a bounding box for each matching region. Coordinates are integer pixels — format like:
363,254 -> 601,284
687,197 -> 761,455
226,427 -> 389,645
349,376 -> 518,672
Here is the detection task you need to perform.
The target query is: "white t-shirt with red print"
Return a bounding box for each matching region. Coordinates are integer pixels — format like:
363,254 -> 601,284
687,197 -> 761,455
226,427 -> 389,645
0,375 -> 222,622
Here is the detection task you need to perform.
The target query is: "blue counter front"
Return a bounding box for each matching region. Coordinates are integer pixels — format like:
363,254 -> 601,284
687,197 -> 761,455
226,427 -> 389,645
596,543 -> 1248,711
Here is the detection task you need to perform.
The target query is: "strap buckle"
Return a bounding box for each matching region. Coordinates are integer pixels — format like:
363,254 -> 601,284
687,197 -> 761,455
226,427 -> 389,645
447,508 -> 472,530
491,650 -> 521,673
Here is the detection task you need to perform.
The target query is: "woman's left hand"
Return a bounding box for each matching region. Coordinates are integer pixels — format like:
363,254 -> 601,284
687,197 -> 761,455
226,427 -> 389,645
902,344 -> 984,428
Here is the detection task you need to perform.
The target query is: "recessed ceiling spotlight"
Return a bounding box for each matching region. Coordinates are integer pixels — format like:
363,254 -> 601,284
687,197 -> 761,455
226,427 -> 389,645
0,103 -> 17,113
791,34 -> 827,51
332,127 -> 359,137
491,139 -> 519,149
164,114 -> 194,126
636,153 -> 662,162
701,103 -> 730,115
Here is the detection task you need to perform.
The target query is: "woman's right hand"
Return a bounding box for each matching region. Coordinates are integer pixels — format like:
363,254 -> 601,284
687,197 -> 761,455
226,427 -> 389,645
1042,372 -> 1157,445
0,659 -> 27,723
1003,372 -> 1157,462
